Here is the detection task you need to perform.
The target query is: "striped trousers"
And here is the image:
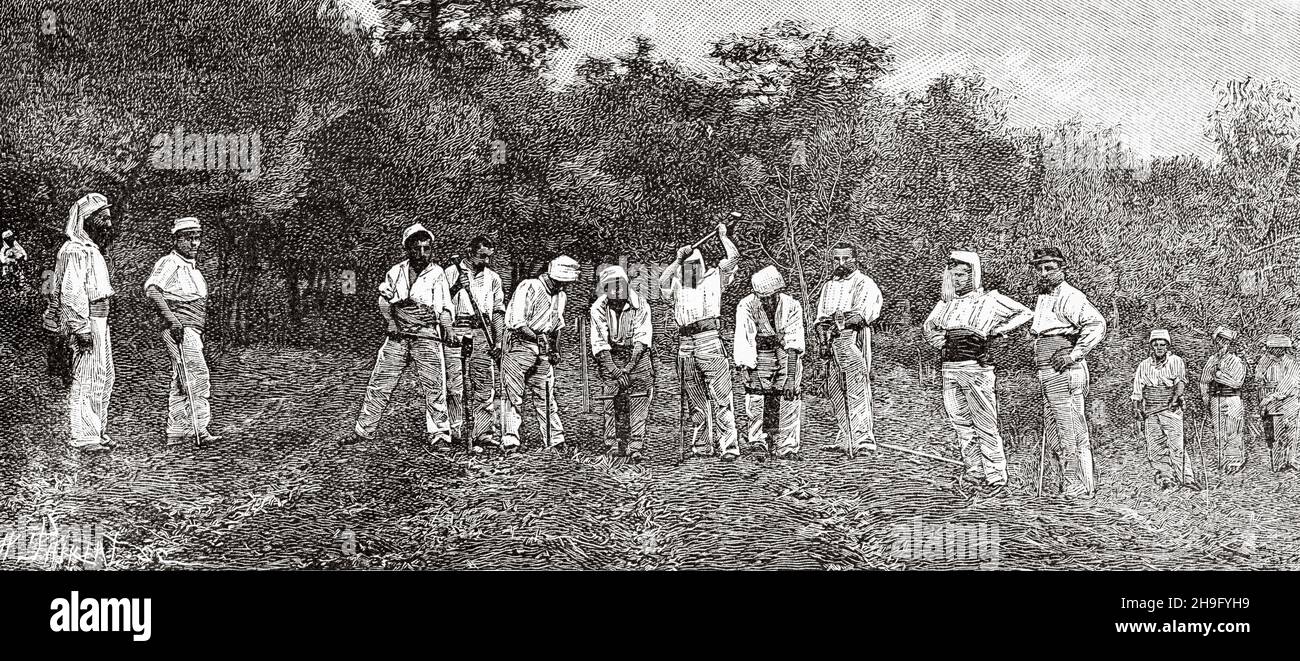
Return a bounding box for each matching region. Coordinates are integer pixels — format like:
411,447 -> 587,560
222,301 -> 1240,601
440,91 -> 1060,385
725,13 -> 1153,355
678,331 -> 738,457
500,336 -> 565,449
826,332 -> 874,452
1143,410 -> 1193,485
163,327 -> 212,439
942,364 -> 1007,485
445,327 -> 497,443
743,349 -> 801,455
596,347 -> 653,452
1039,363 -> 1095,497
354,335 -> 451,442
68,317 -> 114,447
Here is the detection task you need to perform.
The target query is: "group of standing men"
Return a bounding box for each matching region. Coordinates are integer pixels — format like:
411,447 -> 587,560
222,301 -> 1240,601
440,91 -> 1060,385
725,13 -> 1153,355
37,195 -> 1295,498
43,193 -> 220,453
348,221 -> 885,465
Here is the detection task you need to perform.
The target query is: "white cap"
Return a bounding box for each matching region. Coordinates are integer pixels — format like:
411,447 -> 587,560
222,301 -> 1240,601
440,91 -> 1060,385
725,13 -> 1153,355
1266,334 -> 1293,349
402,223 -> 432,246
1213,326 -> 1238,341
548,255 -> 579,282
1149,329 -> 1171,343
172,217 -> 200,234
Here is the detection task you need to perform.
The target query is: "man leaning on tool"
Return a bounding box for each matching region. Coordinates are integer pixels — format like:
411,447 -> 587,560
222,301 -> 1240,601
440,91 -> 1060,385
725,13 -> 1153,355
1257,334 -> 1300,473
590,265 -> 654,462
1132,329 -> 1195,492
1199,326 -> 1246,475
1027,247 -> 1106,500
349,223 -> 456,449
55,193 -> 117,453
814,242 -> 883,457
445,235 -> 506,450
501,255 -> 577,455
922,250 -> 1032,498
145,217 -> 222,446
734,265 -> 805,460
659,223 -> 741,462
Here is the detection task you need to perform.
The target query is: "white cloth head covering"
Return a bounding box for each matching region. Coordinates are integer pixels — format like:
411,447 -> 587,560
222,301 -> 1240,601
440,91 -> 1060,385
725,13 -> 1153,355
684,249 -> 704,265
548,255 -> 579,282
67,193 -> 110,245
1266,334 -> 1293,348
942,250 -> 983,302
1213,326 -> 1238,341
172,217 -> 200,234
1149,329 -> 1171,343
598,265 -> 628,289
750,265 -> 785,296
402,223 -> 432,246
1,229 -> 12,240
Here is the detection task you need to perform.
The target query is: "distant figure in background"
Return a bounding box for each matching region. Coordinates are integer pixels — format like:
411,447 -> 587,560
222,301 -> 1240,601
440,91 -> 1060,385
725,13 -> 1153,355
1131,329 -> 1194,492
734,265 -> 805,459
54,193 -> 117,453
922,250 -> 1032,497
814,242 -> 883,457
145,217 -> 221,446
350,223 -> 456,449
1,229 -> 28,286
501,255 -> 577,454
659,223 -> 741,462
1199,326 -> 1246,475
444,235 -> 506,450
1257,334 -> 1300,473
590,265 -> 654,462
1027,247 -> 1106,500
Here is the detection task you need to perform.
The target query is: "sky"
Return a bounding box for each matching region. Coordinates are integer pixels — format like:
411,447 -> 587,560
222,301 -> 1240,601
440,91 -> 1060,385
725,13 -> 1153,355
548,0 -> 1300,160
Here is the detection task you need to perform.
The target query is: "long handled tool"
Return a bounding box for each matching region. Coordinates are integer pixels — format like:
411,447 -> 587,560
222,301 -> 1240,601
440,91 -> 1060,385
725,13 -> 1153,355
676,355 -> 687,464
457,262 -> 500,451
1036,421 -> 1048,498
174,331 -> 203,447
460,340 -> 473,448
877,441 -> 963,467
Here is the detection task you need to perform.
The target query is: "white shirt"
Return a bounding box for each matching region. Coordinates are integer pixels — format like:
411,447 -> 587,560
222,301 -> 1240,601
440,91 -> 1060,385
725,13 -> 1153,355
378,260 -> 453,312
506,278 -> 566,333
444,262 -> 506,318
589,292 -> 653,354
814,270 -> 882,325
57,238 -> 114,335
1030,282 -> 1106,362
734,293 -> 805,368
144,251 -> 207,301
661,258 -> 738,327
1131,354 -> 1186,401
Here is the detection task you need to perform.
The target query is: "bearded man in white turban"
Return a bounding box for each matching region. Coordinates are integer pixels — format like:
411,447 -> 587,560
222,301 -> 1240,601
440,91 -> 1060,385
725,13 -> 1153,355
52,193 -> 117,453
590,265 -> 654,462
501,255 -> 578,454
922,251 -> 1032,497
734,265 -> 805,459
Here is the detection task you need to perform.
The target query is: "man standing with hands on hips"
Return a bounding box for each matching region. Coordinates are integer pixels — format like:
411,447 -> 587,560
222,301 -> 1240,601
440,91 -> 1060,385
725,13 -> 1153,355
1028,247 -> 1106,500
145,217 -> 222,446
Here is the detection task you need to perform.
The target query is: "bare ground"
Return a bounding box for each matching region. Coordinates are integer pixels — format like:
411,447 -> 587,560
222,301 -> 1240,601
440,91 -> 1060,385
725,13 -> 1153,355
3,334 -> 1300,571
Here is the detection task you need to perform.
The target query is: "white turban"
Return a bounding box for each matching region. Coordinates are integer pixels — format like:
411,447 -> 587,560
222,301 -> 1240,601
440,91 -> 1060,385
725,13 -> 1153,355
1213,326 -> 1238,341
1266,334 -> 1293,349
548,255 -> 579,282
750,265 -> 785,296
1149,329 -> 1171,343
67,193 -> 111,244
598,265 -> 628,289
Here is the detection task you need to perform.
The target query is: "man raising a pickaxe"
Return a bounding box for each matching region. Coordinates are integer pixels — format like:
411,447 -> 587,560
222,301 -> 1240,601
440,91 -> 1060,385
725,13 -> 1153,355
659,218 -> 742,462
1131,329 -> 1197,492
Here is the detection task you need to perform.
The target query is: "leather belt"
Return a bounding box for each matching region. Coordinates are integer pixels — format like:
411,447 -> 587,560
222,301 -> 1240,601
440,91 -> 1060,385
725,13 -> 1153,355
679,318 -> 720,337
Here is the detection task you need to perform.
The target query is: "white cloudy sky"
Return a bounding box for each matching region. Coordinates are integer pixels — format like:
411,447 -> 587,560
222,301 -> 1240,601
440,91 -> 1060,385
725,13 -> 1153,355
548,0 -> 1300,159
